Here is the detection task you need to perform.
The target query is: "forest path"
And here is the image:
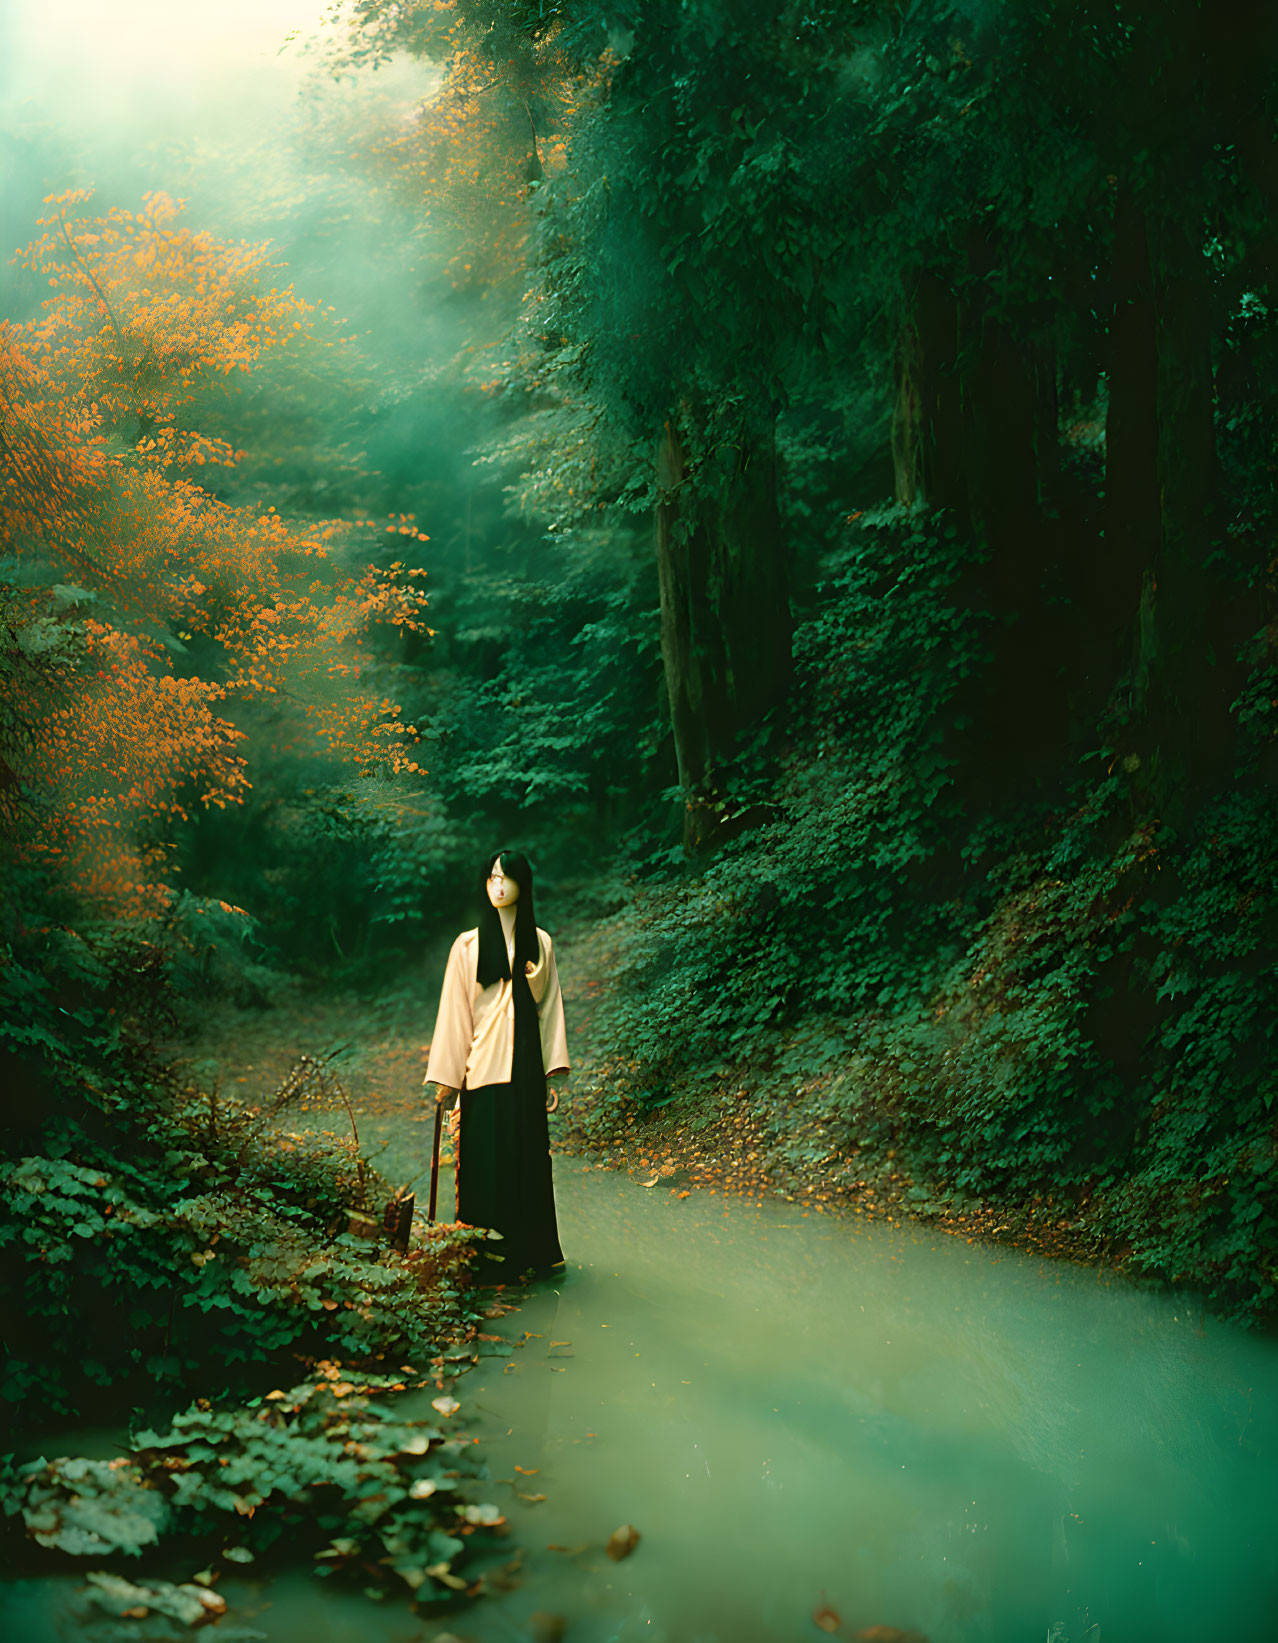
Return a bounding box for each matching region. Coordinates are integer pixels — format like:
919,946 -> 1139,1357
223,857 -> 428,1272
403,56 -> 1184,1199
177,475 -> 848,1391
162,910 -> 818,1253
168,913 -> 1091,1271
167,936 -> 1278,1643
162,919 -> 616,1217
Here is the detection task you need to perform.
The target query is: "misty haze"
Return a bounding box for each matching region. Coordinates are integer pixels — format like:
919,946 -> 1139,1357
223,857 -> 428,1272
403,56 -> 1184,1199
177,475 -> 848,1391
3,5 -> 1277,1643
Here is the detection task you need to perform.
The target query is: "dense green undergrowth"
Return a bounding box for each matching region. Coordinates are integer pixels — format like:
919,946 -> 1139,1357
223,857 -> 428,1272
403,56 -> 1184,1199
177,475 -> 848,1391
0,994 -> 483,1419
591,508 -> 1278,1323
0,903 -> 505,1619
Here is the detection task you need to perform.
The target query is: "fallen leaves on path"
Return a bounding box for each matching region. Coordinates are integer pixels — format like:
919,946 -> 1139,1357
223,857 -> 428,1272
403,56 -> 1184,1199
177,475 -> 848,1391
605,1523 -> 640,1561
165,920 -> 1123,1279
813,1594 -> 842,1632
546,923 -> 1129,1276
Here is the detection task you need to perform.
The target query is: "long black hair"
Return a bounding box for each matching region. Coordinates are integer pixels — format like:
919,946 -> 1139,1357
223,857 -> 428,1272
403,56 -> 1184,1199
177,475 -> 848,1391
476,847 -> 540,986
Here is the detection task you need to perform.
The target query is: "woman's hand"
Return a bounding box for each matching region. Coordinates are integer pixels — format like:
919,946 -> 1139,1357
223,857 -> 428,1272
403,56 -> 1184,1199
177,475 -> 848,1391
434,1084 -> 458,1110
525,960 -> 535,976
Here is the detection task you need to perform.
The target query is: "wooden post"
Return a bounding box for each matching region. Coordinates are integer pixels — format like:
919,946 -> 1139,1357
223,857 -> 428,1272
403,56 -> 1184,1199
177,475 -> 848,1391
383,1186 -> 416,1252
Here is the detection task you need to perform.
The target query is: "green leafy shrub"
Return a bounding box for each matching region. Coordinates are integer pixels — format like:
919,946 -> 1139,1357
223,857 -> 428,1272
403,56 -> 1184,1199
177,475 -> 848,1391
0,922 -> 485,1419
595,508 -> 985,1079
3,1367 -> 505,1600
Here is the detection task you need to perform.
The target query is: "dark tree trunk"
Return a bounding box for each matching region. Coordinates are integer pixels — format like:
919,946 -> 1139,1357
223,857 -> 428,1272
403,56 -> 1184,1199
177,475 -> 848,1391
891,297 -> 924,508
896,272 -> 968,516
1135,210 -> 1225,829
1033,336 -> 1060,512
1106,0 -> 1238,833
896,256 -> 1069,801
956,255 -> 1060,803
654,414 -> 791,854
962,316 -> 1040,571
1105,185 -> 1161,680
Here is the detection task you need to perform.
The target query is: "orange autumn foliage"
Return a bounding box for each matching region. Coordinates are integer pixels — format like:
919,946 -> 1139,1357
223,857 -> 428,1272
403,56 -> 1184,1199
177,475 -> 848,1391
11,189 -> 308,476
0,190 -> 431,922
20,620 -> 250,916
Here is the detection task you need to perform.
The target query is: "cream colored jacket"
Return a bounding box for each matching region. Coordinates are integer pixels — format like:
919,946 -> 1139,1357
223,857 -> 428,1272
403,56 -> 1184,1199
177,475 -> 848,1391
424,925 -> 569,1092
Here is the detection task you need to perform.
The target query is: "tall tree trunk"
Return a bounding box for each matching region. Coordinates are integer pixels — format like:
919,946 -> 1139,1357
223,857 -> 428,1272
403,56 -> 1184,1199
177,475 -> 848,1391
1033,335 -> 1060,512
1111,0 -> 1232,833
962,317 -> 1040,564
891,298 -> 924,508
1136,210 -> 1223,829
1105,185 -> 1161,683
654,414 -> 791,853
958,273 -> 1056,802
897,258 -> 1066,801
894,272 -> 968,515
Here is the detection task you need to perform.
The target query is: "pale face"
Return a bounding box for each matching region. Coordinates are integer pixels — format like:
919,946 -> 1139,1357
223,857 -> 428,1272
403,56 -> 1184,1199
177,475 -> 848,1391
486,857 -> 521,909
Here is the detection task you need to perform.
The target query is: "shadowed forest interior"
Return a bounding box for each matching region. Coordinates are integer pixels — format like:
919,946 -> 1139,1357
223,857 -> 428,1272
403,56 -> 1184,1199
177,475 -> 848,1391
2,3 -> 1277,1640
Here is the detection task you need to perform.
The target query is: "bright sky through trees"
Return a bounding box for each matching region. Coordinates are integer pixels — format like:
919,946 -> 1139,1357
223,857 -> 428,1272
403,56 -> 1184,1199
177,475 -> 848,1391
1,0 -> 323,140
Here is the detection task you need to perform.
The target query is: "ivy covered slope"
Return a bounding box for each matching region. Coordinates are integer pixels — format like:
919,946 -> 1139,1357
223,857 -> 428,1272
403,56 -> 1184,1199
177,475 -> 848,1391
591,506 -> 1278,1322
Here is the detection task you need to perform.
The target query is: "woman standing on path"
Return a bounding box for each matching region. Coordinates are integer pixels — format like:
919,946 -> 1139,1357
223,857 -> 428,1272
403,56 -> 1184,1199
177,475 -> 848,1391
425,849 -> 568,1283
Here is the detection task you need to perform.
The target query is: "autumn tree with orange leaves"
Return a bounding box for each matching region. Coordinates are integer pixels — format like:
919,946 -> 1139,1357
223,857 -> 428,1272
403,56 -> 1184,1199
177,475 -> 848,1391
0,189 -> 432,929
0,186 -> 496,1433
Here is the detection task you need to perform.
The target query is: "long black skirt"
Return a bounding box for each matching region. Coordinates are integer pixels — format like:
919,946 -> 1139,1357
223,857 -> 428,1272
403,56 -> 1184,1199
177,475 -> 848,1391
456,973 -> 564,1283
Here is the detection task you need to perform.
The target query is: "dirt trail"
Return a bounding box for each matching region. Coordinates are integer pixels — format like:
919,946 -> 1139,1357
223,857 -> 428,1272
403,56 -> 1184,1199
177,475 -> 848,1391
170,917 -> 1126,1278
